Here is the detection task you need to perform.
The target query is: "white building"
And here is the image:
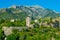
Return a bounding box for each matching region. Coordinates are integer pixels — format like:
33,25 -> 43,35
2,27 -> 12,36
34,19 -> 38,23
26,17 -> 31,27
10,19 -> 15,22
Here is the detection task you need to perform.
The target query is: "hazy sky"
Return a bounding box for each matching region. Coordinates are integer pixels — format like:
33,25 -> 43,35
0,0 -> 60,12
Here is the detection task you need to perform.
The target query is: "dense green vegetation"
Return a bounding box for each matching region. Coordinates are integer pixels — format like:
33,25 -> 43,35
0,17 -> 60,40
0,29 -> 5,40
0,19 -> 26,28
6,27 -> 60,40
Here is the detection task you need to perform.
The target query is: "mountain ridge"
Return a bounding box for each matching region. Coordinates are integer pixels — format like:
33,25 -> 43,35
0,5 -> 60,20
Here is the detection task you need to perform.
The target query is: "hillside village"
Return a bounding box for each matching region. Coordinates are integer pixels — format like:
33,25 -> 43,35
0,6 -> 60,40
0,16 -> 60,40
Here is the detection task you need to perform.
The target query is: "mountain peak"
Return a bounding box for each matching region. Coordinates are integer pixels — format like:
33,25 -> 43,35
33,5 -> 44,9
9,5 -> 17,8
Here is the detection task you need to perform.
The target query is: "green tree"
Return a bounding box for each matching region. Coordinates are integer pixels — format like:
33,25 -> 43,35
7,33 -> 19,40
0,29 -> 5,40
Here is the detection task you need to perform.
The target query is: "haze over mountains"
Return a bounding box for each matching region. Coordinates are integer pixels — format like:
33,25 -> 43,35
0,5 -> 60,20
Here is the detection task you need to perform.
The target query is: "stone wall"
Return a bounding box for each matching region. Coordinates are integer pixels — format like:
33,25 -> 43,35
2,26 -> 27,36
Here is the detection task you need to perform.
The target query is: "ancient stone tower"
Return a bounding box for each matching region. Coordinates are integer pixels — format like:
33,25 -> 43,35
26,17 -> 31,27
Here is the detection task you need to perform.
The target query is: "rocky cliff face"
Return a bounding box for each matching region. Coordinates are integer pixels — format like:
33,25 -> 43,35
0,5 -> 60,20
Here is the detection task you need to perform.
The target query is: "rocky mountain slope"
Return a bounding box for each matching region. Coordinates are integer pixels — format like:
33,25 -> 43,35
0,5 -> 60,20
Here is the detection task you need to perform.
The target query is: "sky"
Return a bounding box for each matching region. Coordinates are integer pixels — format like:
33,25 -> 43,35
0,0 -> 60,12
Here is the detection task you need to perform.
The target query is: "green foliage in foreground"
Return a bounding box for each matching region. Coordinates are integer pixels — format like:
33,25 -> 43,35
0,29 -> 5,40
6,27 -> 60,40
